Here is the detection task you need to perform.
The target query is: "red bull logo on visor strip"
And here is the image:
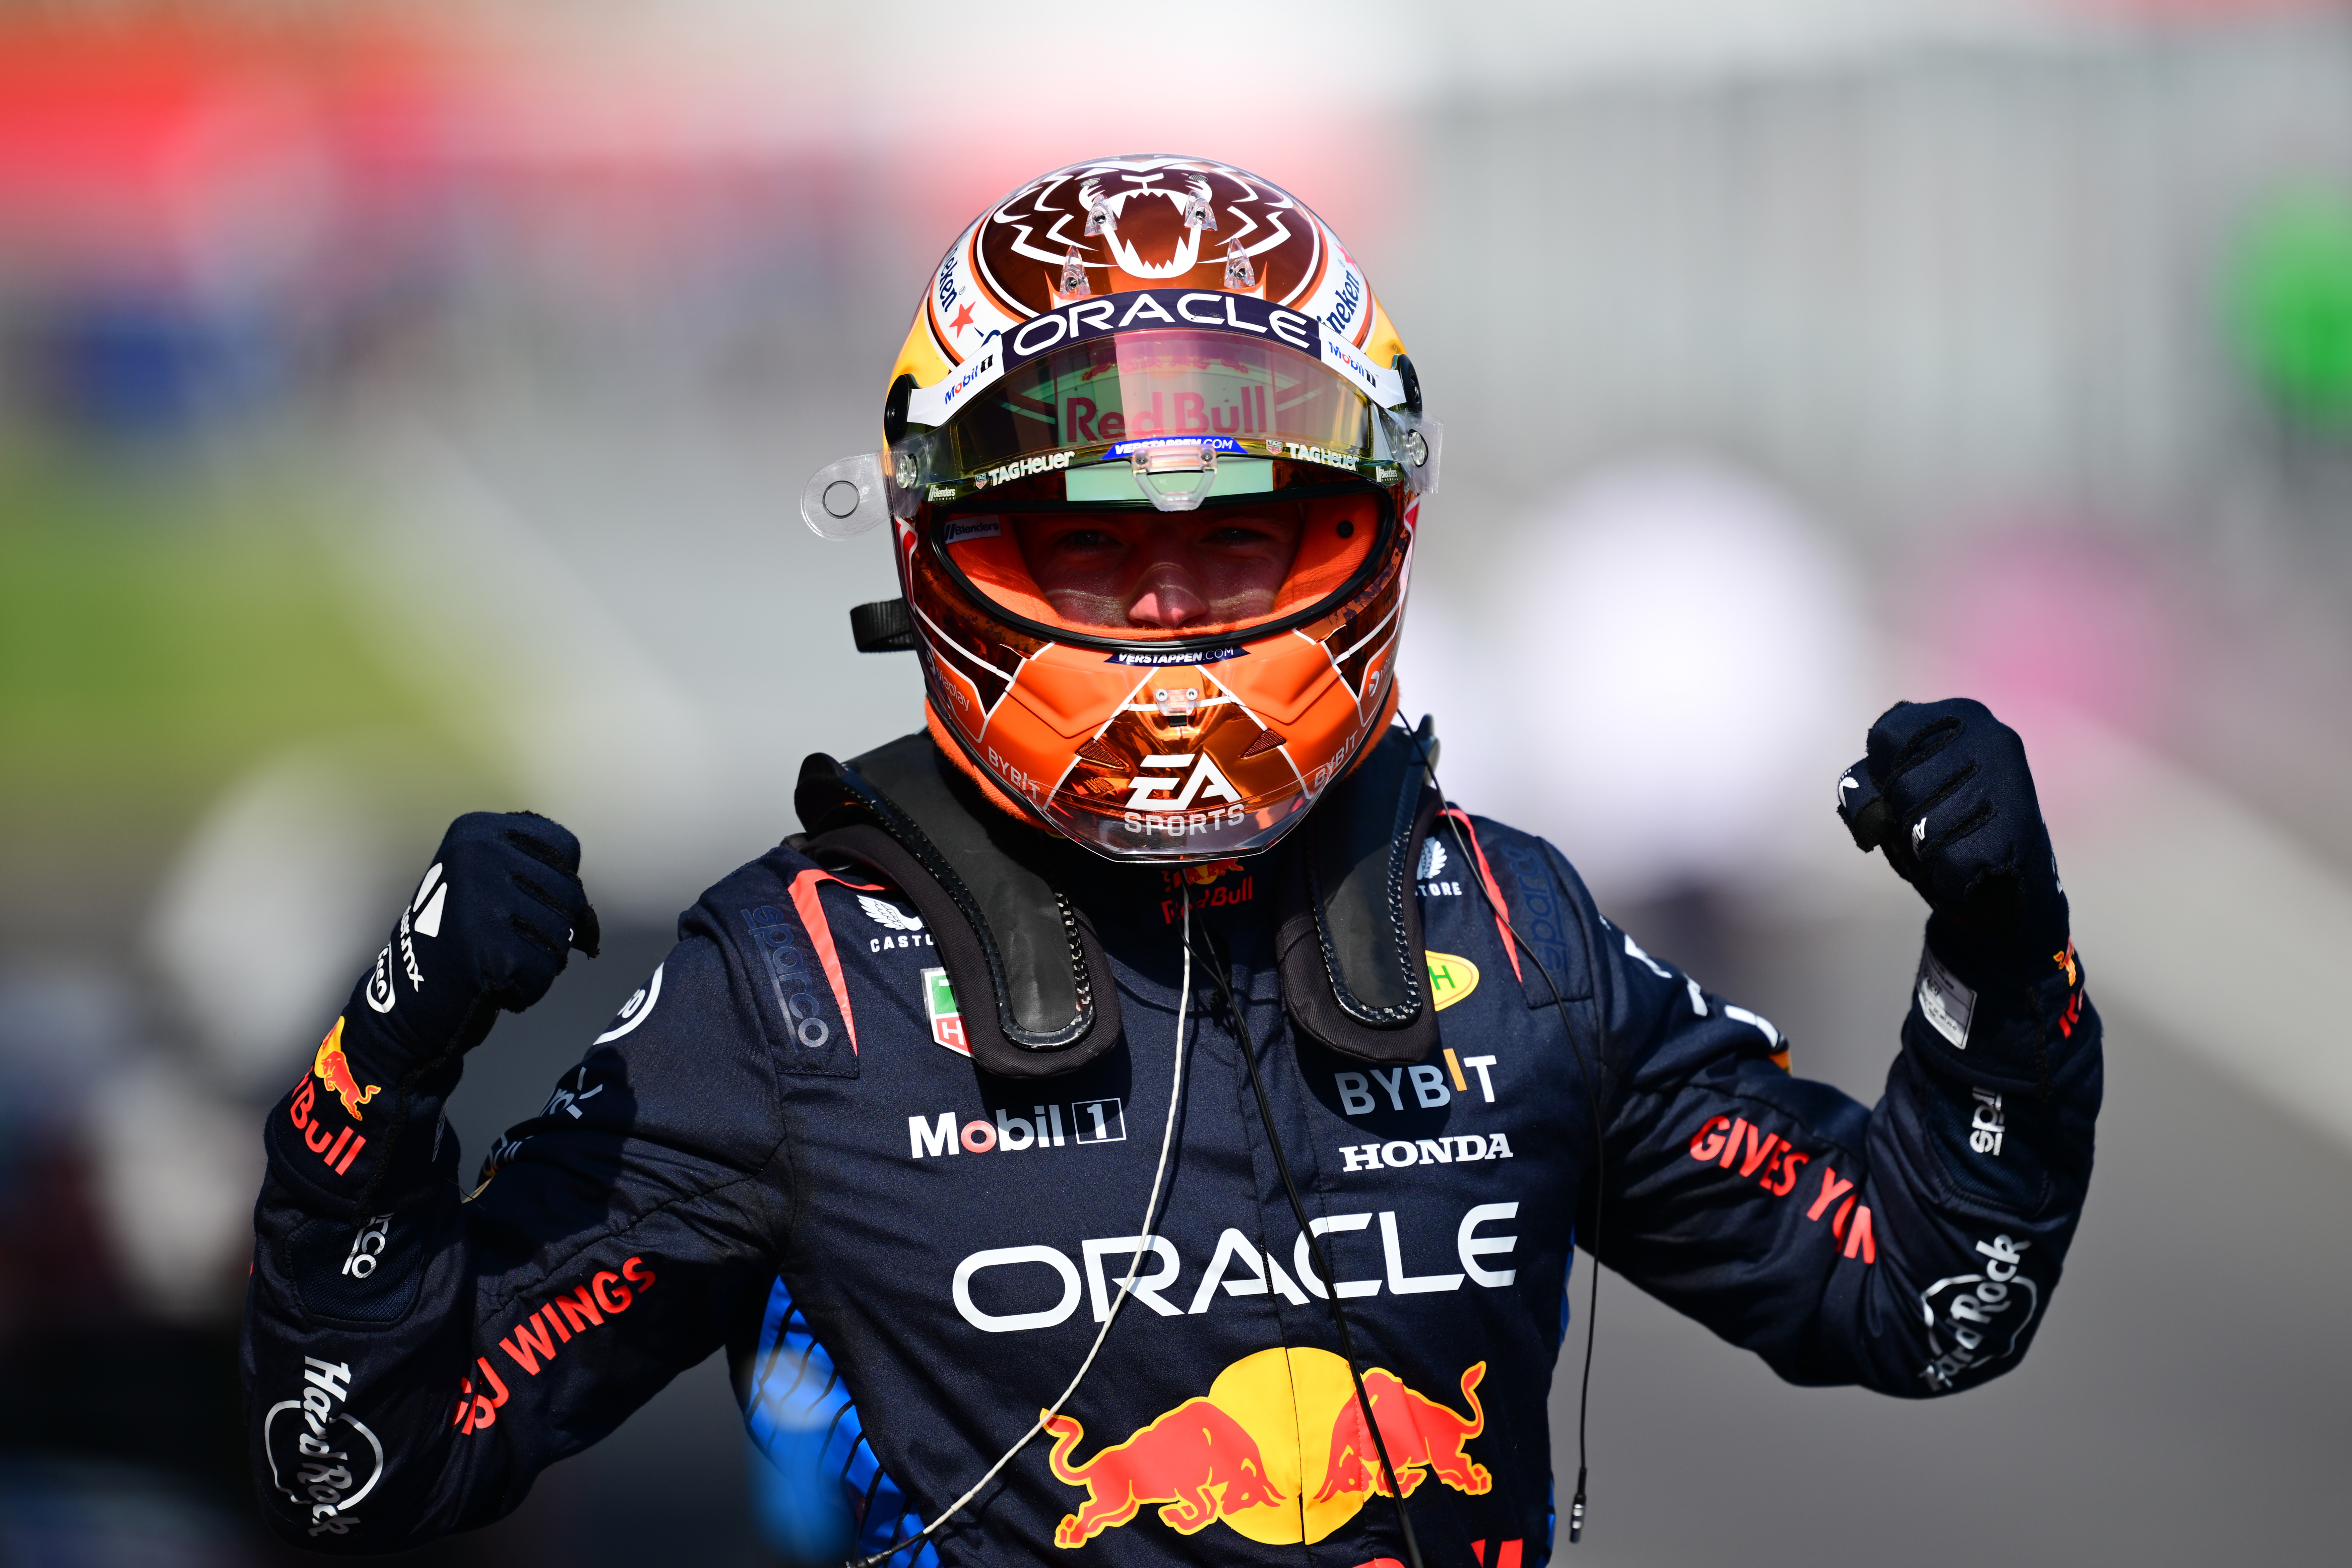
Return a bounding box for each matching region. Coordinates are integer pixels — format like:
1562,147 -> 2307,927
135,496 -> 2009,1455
1043,1347 -> 1489,1547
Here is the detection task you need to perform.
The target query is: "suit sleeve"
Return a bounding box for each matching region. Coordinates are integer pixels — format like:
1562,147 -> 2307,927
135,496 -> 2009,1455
240,909 -> 793,1551
1554,849 -> 2101,1396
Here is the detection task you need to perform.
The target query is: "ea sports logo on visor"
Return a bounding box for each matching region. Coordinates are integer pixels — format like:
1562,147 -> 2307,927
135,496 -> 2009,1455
1126,754 -> 1240,816
1120,753 -> 1253,843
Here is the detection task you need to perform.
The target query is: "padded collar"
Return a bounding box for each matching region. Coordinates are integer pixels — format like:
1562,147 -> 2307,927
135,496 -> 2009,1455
791,721 -> 1443,1077
1275,717 -> 1445,1064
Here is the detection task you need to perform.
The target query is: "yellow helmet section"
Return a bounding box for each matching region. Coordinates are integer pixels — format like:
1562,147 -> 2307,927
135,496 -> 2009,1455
1359,298 -> 1408,389
889,313 -> 956,407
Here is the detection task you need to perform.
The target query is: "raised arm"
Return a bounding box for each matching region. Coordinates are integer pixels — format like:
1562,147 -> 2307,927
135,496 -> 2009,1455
241,814 -> 789,1550
1582,700 -> 2100,1394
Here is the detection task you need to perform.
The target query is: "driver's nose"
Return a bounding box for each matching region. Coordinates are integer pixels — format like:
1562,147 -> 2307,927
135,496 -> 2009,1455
1125,564 -> 1211,629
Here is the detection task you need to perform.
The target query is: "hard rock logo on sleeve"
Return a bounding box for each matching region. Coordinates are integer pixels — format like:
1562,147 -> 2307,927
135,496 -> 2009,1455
1919,1234 -> 2039,1390
262,1357 -> 383,1537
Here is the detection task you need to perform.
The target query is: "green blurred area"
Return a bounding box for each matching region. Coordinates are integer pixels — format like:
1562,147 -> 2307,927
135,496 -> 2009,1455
0,445 -> 467,841
2229,189 -> 2352,426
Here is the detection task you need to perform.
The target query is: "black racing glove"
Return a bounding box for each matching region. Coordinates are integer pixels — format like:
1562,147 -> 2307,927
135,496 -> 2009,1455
268,812 -> 597,1213
1836,698 -> 2068,963
351,811 -> 600,1064
1837,700 -> 2094,1182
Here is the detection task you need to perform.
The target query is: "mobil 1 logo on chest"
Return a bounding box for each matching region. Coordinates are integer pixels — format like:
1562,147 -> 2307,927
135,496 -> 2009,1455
910,1095 -> 1127,1158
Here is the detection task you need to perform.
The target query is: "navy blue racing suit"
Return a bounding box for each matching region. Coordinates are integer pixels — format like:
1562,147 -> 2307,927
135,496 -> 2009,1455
241,764 -> 2100,1564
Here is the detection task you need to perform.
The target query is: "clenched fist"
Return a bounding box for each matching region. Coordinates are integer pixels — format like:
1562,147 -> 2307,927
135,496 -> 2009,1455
354,811 -> 601,1064
1835,699 -> 2069,961
272,813 -> 597,1210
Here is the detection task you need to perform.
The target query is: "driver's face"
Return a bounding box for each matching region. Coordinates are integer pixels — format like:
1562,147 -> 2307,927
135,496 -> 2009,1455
1015,509 -> 1305,630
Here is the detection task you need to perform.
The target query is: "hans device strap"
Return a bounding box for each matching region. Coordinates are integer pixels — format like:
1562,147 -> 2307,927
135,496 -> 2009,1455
795,735 -> 1122,1079
790,722 -> 1444,1077
1275,718 -> 1445,1065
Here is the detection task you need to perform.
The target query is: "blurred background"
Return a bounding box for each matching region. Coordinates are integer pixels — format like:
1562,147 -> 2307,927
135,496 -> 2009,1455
4,0 -> 2350,1563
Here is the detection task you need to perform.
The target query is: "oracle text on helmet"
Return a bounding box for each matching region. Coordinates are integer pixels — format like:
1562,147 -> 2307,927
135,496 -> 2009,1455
1004,290 -> 1320,369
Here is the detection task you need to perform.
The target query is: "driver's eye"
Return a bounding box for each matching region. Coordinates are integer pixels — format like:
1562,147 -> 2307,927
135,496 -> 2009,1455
1205,527 -> 1270,546
1052,529 -> 1121,551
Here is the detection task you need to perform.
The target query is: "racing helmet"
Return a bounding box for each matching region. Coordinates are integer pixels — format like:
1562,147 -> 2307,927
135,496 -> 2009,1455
803,154 -> 1440,863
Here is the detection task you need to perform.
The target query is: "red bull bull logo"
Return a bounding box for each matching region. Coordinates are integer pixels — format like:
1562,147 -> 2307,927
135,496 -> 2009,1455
313,1017 -> 379,1120
1043,1395 -> 1286,1546
1312,1363 -> 1490,1502
1043,1348 -> 1490,1548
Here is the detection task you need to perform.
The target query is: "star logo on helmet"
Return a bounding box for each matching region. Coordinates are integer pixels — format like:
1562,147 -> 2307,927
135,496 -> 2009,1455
948,302 -> 976,338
